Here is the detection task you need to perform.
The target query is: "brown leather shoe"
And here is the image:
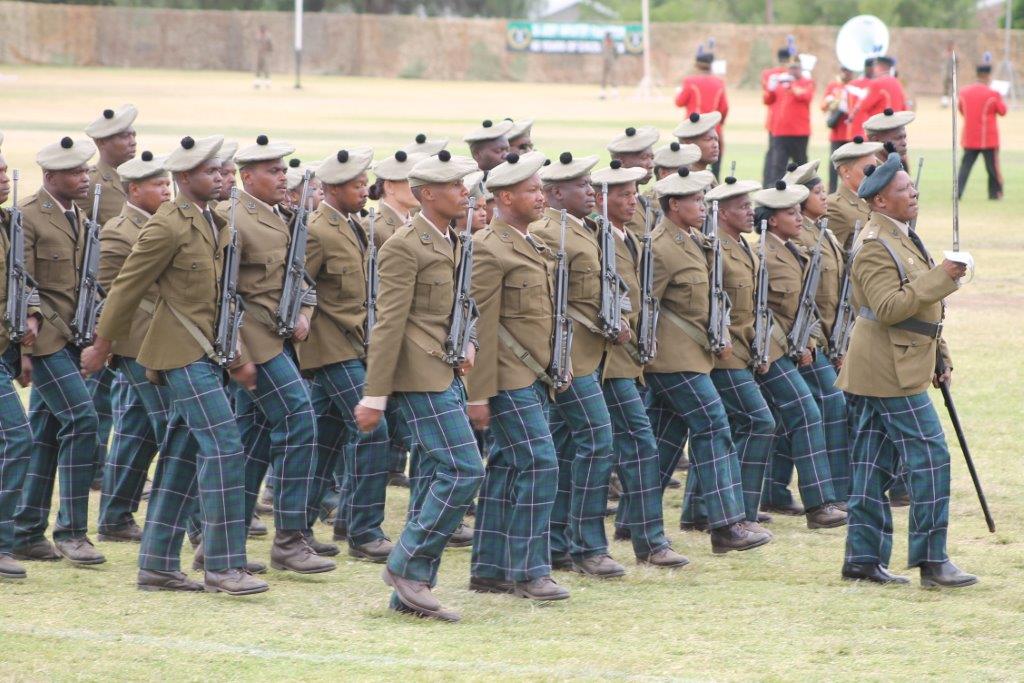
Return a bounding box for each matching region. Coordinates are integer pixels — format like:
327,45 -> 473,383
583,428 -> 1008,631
446,522 -> 473,548
806,504 -> 847,529
382,567 -> 448,616
137,569 -> 204,592
573,554 -> 625,578
191,540 -> 266,574
204,568 -> 269,596
98,520 -> 143,543
348,538 -> 394,563
469,575 -> 514,594
761,501 -> 804,516
740,520 -> 773,538
513,575 -> 570,601
756,511 -> 773,524
270,530 -> 336,574
389,594 -> 461,622
0,553 -> 27,579
12,538 -> 61,561
302,530 -> 339,557
54,536 -> 106,565
710,522 -> 771,554
248,512 -> 268,538
833,500 -> 848,512
637,546 -> 689,568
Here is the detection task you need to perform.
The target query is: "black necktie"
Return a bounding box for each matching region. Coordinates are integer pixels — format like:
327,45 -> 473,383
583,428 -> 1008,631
202,208 -> 218,243
624,234 -> 638,264
907,229 -> 933,266
784,241 -> 804,265
64,210 -> 78,238
347,217 -> 368,253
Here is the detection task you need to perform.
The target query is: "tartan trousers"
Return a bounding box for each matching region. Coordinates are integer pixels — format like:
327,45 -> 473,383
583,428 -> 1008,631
683,369 -> 777,524
602,378 -> 670,557
471,380 -> 558,582
234,347 -> 317,531
14,346 -> 98,543
309,360 -> 390,546
86,365 -> 115,482
138,359 -> 248,572
755,356 -> 837,511
548,371 -> 614,561
0,351 -> 32,555
387,379 -> 484,586
845,392 -> 951,568
645,371 -> 745,530
98,358 -> 170,533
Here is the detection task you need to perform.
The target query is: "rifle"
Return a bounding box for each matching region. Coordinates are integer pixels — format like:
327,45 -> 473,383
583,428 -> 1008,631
827,219 -> 862,362
750,222 -> 774,369
442,196 -> 479,367
596,182 -> 626,340
943,52 -> 974,272
213,188 -> 245,367
363,207 -> 379,348
4,170 -> 38,343
275,169 -> 315,338
70,184 -> 105,347
785,220 -> 826,360
636,202 -> 660,363
547,209 -> 573,389
705,200 -> 731,354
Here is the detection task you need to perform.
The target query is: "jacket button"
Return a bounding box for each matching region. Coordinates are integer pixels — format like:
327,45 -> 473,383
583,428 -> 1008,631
191,263 -> 198,270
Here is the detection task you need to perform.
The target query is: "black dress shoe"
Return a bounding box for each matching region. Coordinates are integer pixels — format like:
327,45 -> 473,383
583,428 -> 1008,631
919,560 -> 978,588
841,562 -> 910,585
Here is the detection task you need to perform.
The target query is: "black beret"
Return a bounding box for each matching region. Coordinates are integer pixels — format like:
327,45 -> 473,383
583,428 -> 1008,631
610,159 -> 622,170
336,150 -> 349,163
141,150 -> 153,162
858,153 -> 902,199
438,150 -> 451,162
559,152 -> 572,164
181,136 -> 195,150
60,137 -> 73,149
103,109 -> 114,119
289,158 -> 301,168
395,150 -> 407,162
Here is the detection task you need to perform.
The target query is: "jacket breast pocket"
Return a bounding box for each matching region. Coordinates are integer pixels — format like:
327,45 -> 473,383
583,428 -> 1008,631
568,261 -> 598,302
767,279 -> 798,316
325,258 -> 364,301
413,269 -> 453,315
169,252 -> 214,301
36,247 -> 76,289
502,274 -> 547,317
242,250 -> 285,290
667,271 -> 709,315
726,282 -> 753,314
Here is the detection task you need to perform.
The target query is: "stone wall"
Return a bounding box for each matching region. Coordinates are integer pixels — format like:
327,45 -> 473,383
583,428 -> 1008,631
0,1 -> 1021,94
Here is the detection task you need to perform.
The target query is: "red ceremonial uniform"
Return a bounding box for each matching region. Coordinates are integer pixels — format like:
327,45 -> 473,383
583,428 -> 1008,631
845,76 -> 871,138
675,73 -> 729,133
852,74 -> 906,131
764,77 -> 814,137
958,82 -> 1007,149
761,66 -> 787,132
822,79 -> 851,142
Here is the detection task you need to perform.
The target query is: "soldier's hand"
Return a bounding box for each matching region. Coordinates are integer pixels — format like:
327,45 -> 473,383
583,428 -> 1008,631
458,344 -> 477,375
797,349 -> 813,367
21,315 -> 40,348
17,355 -> 32,388
230,362 -> 258,391
355,404 -> 383,432
80,337 -> 112,377
755,362 -> 769,375
614,322 -> 631,346
933,367 -> 952,388
468,403 -> 490,430
941,259 -> 968,281
556,371 -> 574,393
715,341 -> 733,361
292,314 -> 310,342
831,356 -> 844,372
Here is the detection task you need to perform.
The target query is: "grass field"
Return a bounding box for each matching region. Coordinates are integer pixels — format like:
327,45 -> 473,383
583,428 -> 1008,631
0,66 -> 1022,682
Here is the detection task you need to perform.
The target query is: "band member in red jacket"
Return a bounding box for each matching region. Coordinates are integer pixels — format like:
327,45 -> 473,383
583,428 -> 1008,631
821,67 -> 856,193
676,43 -> 728,178
957,55 -> 1007,200
763,55 -> 814,184
761,45 -> 792,185
848,55 -> 905,136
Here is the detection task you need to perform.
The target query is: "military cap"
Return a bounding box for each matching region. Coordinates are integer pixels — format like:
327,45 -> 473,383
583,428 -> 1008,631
402,133 -> 448,157
235,134 -> 295,165
117,150 -> 167,182
830,135 -> 884,167
653,166 -> 714,198
215,140 -> 239,165
36,136 -> 97,171
164,135 -> 223,173
864,108 -> 915,132
407,150 -> 479,188
463,170 -> 493,201
672,111 -> 722,139
752,180 -> 809,209
539,152 -> 599,183
857,152 -> 903,199
653,141 -> 701,169
705,176 -> 761,203
606,126 -> 659,154
590,160 -> 647,188
317,148 -> 373,186
506,118 -> 534,140
485,151 -> 547,190
373,150 -> 425,182
463,119 -> 514,143
85,104 -> 138,139
781,159 -> 821,188
285,158 -> 322,191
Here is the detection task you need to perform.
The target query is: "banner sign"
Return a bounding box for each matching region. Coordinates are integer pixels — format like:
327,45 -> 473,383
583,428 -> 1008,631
506,22 -> 644,55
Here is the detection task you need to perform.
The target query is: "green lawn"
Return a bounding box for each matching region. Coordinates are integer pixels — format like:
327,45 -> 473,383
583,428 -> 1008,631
0,66 -> 1021,681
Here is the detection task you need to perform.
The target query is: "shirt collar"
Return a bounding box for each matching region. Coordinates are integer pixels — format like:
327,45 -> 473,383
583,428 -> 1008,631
381,200 -> 411,223
125,202 -> 152,220
419,212 -> 453,242
242,190 -> 280,217
877,212 -> 910,236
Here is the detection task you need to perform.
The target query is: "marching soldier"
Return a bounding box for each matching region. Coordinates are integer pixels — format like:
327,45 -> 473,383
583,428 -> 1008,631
466,151 -> 570,601
653,142 -> 701,180
957,55 -> 1007,200
506,119 -> 535,155
95,151 -> 173,543
371,150 -> 424,245
839,152 -> 977,588
12,137 -> 105,566
826,137 -> 884,253
750,182 -> 847,528
84,134 -> 267,595
464,119 -> 512,176
215,140 -> 239,203
217,135 -> 334,575
355,150 -> 485,621
532,152 -> 620,578
645,166 -> 770,554
401,133 -> 448,158
606,126 -> 658,235
673,111 -> 722,178
864,108 -> 914,168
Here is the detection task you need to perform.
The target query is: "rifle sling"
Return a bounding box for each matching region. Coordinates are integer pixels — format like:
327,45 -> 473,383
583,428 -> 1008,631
566,305 -> 604,336
660,307 -> 711,352
497,324 -> 553,387
164,303 -> 218,361
36,301 -> 73,342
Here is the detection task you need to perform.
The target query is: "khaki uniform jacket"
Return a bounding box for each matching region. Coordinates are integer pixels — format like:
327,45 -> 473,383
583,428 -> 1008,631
374,201 -> 409,247
826,182 -> 870,256
794,216 -> 844,348
836,214 -> 956,397
76,161 -> 127,226
300,202 -> 368,371
715,231 -> 758,370
98,204 -> 158,359
763,231 -> 807,363
363,213 -> 460,396
97,198 -> 230,371
623,192 -> 654,235
466,219 -> 556,402
531,207 -> 607,378
646,217 -> 713,375
20,189 -> 88,357
603,226 -> 643,380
